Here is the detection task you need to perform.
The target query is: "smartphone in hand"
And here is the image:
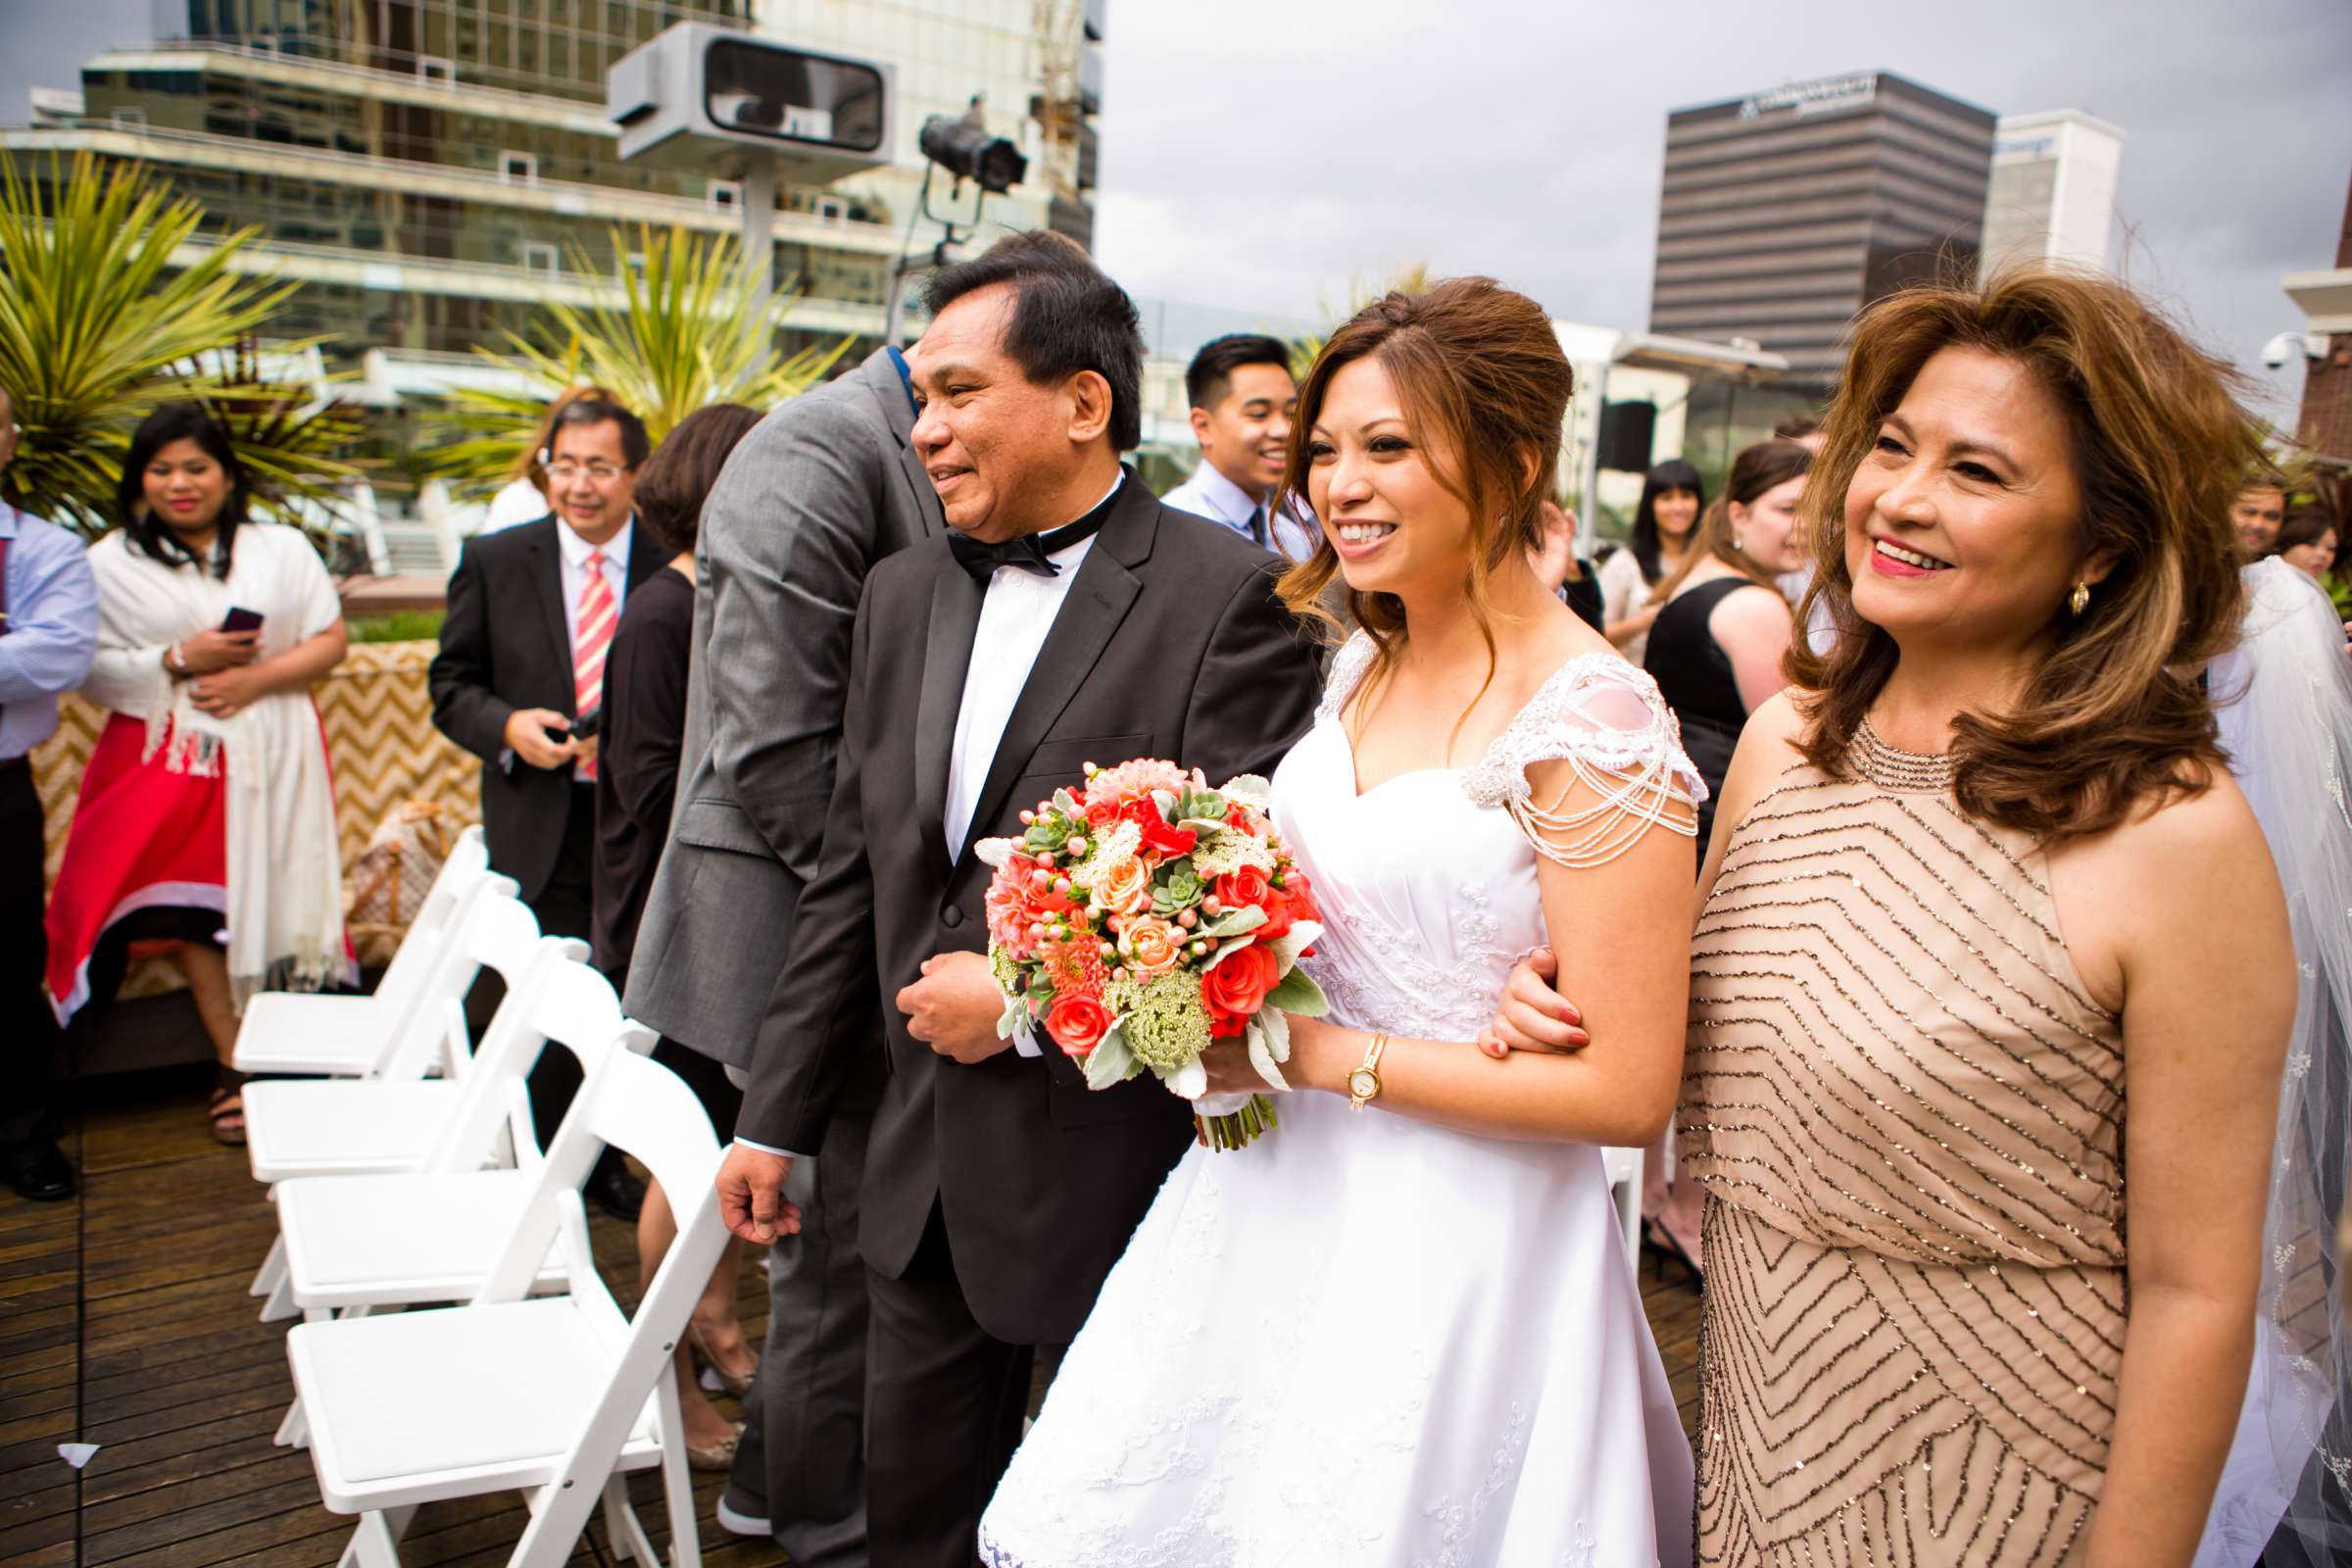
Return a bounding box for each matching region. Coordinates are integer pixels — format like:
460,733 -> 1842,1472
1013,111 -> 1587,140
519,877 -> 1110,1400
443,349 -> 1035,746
220,607 -> 266,634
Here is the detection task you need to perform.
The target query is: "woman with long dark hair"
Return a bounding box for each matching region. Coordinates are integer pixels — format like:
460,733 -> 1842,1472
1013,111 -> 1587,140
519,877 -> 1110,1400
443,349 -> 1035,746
44,404 -> 352,1142
1598,457 -> 1705,659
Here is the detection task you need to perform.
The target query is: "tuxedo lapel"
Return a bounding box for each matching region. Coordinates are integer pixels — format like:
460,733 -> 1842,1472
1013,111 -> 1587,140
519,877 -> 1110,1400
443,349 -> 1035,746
958,486 -> 1157,866
914,551 -> 984,881
521,517 -> 574,714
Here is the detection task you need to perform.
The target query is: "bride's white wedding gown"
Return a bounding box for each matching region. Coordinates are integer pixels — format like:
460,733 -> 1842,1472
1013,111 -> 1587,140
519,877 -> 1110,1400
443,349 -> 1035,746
979,634 -> 1701,1568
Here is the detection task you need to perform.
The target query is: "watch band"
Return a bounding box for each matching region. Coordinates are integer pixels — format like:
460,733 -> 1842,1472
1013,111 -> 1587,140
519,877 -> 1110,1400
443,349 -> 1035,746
1347,1031 -> 1391,1112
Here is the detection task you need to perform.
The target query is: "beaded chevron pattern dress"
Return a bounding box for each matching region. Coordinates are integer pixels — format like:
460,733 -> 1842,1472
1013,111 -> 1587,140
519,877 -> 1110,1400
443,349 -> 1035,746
1681,723 -> 2127,1567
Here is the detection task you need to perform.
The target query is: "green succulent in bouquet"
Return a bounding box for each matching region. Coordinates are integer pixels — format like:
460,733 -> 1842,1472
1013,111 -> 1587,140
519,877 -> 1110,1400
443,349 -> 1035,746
431,223 -> 850,499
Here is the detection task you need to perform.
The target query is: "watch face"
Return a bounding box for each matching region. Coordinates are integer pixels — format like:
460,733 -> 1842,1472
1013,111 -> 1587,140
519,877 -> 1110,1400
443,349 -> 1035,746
1348,1067 -> 1378,1100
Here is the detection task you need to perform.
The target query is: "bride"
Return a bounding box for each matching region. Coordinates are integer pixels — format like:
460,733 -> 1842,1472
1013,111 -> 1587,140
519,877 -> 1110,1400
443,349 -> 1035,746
978,277 -> 1701,1567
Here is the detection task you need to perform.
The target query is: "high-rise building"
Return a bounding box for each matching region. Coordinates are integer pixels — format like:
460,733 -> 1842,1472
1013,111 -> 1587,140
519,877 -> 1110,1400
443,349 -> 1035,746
0,1 -> 1104,365
1978,110 -> 2124,281
1646,71 -> 1997,385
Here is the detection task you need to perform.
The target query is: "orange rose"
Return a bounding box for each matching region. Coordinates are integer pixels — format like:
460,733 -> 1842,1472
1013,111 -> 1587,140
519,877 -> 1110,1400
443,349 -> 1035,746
1122,914 -> 1184,977
1044,994 -> 1112,1059
1214,864 -> 1271,912
1200,943 -> 1279,1035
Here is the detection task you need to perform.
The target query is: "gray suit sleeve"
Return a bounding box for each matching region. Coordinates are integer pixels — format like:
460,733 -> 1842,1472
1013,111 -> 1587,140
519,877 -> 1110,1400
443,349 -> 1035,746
700,396 -> 888,881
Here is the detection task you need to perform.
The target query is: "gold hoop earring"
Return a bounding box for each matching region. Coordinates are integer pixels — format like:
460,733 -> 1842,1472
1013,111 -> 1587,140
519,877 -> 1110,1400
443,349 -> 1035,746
2069,581 -> 2090,616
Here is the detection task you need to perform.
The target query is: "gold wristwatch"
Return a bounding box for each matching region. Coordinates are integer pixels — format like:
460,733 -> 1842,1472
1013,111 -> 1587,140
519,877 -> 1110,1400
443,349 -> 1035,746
1347,1032 -> 1391,1112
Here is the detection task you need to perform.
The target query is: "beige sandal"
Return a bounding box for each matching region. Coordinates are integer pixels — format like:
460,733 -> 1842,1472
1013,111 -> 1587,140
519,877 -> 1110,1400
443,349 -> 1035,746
690,1325 -> 759,1398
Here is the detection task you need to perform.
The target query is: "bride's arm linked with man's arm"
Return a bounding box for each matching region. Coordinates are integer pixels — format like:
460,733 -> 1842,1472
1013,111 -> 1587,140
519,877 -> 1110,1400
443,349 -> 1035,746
1201,756 -> 1695,1148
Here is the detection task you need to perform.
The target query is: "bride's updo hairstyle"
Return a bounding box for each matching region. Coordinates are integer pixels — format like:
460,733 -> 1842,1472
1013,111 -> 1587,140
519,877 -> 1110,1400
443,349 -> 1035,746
1276,277 -> 1574,683
1789,265 -> 2261,839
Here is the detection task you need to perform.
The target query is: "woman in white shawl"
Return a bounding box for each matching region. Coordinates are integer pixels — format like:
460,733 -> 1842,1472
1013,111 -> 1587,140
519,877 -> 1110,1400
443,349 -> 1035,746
43,404 -> 352,1144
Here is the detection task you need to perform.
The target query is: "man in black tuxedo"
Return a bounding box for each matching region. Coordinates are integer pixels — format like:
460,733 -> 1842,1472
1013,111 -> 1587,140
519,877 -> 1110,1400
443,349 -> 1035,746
429,397 -> 662,1217
717,232 -> 1321,1567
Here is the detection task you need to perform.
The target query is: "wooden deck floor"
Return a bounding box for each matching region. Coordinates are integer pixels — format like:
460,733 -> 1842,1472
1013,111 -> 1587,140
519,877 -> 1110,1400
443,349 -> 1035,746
0,1070 -> 1704,1567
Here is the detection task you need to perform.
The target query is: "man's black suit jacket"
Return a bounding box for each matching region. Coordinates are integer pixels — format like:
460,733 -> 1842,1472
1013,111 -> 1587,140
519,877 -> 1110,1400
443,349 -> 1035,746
428,514 -> 663,902
738,476 -> 1322,1346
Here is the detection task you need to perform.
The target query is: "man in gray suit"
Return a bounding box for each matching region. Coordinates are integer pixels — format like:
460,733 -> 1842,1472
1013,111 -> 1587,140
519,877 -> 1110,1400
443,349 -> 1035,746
625,344 -> 943,1564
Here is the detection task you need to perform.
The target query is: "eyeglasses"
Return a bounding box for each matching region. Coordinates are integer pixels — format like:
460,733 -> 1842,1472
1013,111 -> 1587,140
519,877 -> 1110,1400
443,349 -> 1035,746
544,460 -> 628,483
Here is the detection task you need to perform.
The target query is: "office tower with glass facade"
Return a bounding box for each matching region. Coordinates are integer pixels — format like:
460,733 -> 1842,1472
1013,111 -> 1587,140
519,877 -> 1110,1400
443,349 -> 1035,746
1,0 -> 1105,364
1646,71 -> 1997,385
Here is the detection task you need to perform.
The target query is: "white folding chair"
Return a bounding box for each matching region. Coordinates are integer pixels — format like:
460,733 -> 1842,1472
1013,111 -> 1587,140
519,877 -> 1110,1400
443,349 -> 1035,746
244,896 -> 580,1322
287,1015 -> 729,1568
270,1019 -> 657,1319
233,827 -> 508,1080
243,897 -> 576,1188
1601,1144 -> 1644,1269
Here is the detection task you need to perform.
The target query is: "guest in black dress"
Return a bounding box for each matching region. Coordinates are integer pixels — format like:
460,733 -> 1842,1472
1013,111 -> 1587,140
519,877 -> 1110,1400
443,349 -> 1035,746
590,401 -> 764,1468
1642,439 -> 1814,849
1637,437 -> 1811,1277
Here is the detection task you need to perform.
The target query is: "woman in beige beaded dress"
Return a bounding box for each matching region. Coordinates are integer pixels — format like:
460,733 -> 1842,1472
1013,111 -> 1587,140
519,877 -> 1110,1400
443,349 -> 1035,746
1489,267 -> 2298,1566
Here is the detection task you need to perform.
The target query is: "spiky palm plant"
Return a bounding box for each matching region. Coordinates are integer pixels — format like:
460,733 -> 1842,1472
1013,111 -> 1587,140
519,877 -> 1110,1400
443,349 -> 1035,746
0,150 -> 331,536
177,337 -> 364,543
432,223 -> 850,497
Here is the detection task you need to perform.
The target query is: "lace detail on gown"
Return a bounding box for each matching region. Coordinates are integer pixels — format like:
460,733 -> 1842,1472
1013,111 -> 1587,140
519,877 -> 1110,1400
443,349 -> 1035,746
1319,631 -> 1708,867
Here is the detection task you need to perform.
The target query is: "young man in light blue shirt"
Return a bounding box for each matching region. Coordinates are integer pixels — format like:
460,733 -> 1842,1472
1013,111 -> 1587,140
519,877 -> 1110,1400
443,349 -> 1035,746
0,386 -> 101,1200
1160,333 -> 1319,562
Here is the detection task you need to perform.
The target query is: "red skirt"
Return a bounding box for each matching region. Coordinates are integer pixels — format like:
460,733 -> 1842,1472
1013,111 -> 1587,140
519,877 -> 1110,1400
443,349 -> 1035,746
43,712 -> 229,1024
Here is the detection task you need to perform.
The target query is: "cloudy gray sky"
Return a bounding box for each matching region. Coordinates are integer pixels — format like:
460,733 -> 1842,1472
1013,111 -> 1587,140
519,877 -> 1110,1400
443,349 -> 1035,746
1091,0 -> 2352,422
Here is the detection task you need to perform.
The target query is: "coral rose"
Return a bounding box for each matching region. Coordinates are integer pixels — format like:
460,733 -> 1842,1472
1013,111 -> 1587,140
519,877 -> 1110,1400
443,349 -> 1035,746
1200,943 -> 1279,1036
1044,994 -> 1112,1060
1214,864 -> 1271,912
1254,888 -> 1294,944
1121,914 -> 1184,977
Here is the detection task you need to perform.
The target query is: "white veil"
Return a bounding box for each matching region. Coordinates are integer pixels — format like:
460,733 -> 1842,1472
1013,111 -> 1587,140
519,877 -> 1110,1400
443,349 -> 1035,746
2197,558 -> 2352,1567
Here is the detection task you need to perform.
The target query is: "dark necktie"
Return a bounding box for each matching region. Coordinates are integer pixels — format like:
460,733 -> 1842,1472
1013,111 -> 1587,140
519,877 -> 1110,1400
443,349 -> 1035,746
948,478 -> 1121,582
1246,505 -> 1268,549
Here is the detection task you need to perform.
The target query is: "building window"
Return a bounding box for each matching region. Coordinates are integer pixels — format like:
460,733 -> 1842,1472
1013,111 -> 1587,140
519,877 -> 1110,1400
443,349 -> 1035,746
523,241 -> 560,277
709,178 -> 741,210
417,55 -> 457,84
501,151 -> 539,185
111,107 -> 147,129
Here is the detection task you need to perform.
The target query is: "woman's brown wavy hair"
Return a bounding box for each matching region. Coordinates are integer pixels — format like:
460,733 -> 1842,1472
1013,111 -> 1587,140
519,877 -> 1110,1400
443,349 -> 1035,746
1788,265 -> 2262,839
1647,438 -> 1813,605
1275,277 -> 1573,729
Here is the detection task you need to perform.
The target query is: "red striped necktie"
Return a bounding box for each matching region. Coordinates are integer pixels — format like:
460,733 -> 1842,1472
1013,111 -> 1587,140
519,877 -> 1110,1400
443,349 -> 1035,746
573,549 -> 614,779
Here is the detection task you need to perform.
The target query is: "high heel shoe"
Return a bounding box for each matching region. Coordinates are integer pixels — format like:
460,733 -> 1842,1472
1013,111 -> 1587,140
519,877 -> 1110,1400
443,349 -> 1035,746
1642,1219 -> 1701,1285
685,1420 -> 744,1472
689,1325 -> 759,1398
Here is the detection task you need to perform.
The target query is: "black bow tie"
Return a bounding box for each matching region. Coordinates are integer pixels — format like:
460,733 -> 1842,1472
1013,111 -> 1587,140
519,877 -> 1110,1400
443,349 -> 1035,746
948,477 -> 1122,582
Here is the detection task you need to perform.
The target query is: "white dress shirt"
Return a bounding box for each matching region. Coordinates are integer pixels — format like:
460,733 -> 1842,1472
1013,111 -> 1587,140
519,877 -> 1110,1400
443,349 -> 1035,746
733,475 -> 1121,1152
1161,460 -> 1318,563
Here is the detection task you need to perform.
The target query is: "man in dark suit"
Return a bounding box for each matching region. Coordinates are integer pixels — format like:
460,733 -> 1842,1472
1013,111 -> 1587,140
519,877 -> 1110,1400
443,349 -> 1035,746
717,232 -> 1321,1568
624,346 -> 945,1562
429,396 -> 661,1218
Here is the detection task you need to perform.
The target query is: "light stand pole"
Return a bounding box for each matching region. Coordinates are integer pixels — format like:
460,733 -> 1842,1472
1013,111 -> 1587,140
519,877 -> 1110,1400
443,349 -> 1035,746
740,155 -> 776,315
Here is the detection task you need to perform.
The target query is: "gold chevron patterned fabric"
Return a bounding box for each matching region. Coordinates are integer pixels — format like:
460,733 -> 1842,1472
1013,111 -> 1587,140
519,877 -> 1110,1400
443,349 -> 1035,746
1681,723 -> 2127,1567
32,640 -> 481,979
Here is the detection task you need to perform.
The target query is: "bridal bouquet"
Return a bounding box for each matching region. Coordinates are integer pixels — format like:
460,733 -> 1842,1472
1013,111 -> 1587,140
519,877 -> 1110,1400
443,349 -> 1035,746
974,757 -> 1327,1151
